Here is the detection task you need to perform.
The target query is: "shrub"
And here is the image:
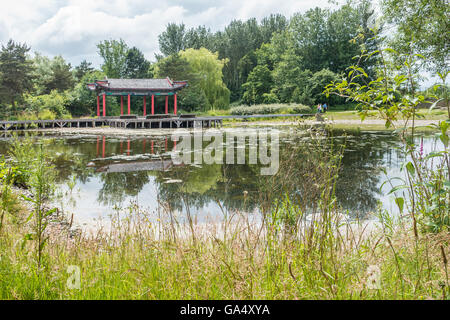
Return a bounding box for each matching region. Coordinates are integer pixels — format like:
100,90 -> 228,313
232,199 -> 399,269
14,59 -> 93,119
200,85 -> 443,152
230,103 -> 313,115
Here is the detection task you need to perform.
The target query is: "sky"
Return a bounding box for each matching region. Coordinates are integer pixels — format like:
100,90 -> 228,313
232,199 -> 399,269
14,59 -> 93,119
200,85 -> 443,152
0,0 -> 345,67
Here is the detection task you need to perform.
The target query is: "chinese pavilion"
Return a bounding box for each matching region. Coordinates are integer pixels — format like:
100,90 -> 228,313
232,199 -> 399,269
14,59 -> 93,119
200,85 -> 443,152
86,77 -> 188,117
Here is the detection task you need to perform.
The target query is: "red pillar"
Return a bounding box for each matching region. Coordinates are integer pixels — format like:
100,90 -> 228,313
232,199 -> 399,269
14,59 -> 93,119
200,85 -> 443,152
96,136 -> 100,157
102,136 -> 105,158
127,140 -> 130,156
102,93 -> 106,117
127,94 -> 131,115
165,96 -> 168,114
120,96 -> 123,115
143,96 -> 147,116
174,94 -> 177,115
97,95 -> 100,117
151,95 -> 155,115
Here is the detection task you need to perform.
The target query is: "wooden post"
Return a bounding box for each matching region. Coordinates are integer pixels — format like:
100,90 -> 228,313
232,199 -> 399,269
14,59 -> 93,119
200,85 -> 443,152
127,140 -> 130,156
97,95 -> 100,117
143,96 -> 147,116
174,93 -> 177,115
127,94 -> 131,115
151,95 -> 155,115
102,93 -> 106,117
165,96 -> 168,114
120,96 -> 123,115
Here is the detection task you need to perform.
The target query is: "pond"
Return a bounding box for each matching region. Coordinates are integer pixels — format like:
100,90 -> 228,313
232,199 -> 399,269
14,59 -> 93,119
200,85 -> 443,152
0,126 -> 444,229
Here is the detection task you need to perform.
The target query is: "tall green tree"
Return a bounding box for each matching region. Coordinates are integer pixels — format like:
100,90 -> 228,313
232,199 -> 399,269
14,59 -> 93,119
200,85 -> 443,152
158,23 -> 187,57
46,56 -> 74,93
179,48 -> 230,109
74,60 -> 94,81
33,54 -> 75,94
0,40 -> 35,111
97,39 -> 129,78
155,54 -> 208,111
242,65 -> 273,105
184,26 -> 213,50
124,47 -> 151,78
382,0 -> 449,75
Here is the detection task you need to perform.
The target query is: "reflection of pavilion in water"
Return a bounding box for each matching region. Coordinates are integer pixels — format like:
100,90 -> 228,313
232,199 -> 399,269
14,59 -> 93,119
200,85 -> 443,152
94,135 -> 181,173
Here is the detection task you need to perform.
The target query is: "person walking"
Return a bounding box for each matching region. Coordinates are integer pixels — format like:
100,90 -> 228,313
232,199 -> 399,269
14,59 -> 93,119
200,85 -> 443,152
323,103 -> 328,112
317,103 -> 322,113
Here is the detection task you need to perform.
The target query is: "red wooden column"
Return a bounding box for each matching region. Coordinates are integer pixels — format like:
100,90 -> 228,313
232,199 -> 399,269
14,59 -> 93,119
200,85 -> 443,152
102,136 -> 105,158
165,96 -> 168,114
174,93 -> 177,115
151,95 -> 155,115
127,94 -> 131,115
96,136 -> 100,157
120,96 -> 123,115
102,93 -> 106,117
97,95 -> 100,117
143,96 -> 147,116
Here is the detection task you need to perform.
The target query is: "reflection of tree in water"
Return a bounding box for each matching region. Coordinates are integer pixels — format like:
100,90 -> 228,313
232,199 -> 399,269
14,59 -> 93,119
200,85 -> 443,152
2,132 -> 403,217
154,130 -> 403,218
97,171 -> 150,206
332,131 -> 402,217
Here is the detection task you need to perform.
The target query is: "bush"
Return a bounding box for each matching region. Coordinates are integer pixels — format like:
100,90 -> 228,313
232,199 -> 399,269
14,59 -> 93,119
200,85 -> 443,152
24,90 -> 71,119
230,103 -> 313,115
0,157 -> 29,188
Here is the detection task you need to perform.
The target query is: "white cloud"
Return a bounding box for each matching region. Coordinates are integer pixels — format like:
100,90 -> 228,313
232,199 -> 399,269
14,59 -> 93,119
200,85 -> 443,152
0,0 -> 344,66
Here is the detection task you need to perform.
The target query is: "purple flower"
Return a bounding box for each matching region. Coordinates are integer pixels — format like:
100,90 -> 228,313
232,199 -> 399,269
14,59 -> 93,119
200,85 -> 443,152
419,137 -> 423,158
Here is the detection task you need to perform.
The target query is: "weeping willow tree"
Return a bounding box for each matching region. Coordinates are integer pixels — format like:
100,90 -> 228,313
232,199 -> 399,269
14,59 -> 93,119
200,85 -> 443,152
179,48 -> 230,109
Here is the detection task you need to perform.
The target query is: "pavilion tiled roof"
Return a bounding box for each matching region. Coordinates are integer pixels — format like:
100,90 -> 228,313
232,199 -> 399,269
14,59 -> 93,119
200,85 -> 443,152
87,77 -> 187,92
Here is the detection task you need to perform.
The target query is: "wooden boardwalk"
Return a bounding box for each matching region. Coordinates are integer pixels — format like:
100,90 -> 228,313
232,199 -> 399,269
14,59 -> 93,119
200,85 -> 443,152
0,113 -> 311,131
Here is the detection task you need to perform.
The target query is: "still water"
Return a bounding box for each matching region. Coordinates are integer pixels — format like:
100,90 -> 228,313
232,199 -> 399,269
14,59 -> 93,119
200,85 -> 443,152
0,126 -> 443,228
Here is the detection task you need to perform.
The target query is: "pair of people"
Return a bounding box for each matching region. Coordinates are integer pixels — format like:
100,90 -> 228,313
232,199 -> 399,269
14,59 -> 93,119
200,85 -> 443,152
317,103 -> 328,113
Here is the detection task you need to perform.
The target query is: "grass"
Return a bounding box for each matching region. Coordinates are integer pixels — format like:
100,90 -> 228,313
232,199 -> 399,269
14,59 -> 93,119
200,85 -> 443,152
0,195 -> 448,299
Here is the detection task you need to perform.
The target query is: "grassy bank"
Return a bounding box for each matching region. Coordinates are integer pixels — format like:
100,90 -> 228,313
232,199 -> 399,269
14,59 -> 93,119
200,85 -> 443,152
0,201 -> 448,299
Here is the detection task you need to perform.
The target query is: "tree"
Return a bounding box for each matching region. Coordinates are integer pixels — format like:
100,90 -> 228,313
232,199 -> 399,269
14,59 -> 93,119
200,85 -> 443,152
33,54 -> 74,94
158,23 -> 187,57
97,39 -> 129,78
0,39 -> 35,111
74,60 -> 94,81
69,70 -> 119,117
155,53 -> 208,111
242,65 -> 273,104
260,14 -> 288,44
46,56 -> 74,92
184,26 -> 213,50
382,0 -> 449,75
179,48 -> 230,109
124,47 -> 151,78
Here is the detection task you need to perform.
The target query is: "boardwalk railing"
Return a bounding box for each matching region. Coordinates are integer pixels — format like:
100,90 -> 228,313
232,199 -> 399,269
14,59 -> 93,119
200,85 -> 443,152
0,113 -> 312,131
